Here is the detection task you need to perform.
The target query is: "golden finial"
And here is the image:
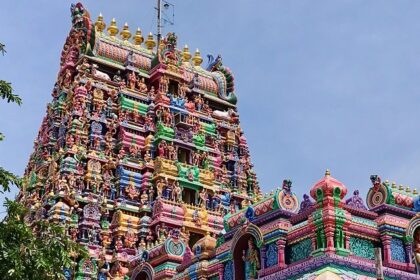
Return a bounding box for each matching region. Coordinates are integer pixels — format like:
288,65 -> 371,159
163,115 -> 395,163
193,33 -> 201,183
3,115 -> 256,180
95,13 -> 106,33
413,188 -> 418,195
145,32 -> 156,50
399,184 -> 404,190
120,22 -> 131,41
392,181 -> 396,188
192,49 -> 203,67
406,186 -> 411,193
325,169 -> 331,176
107,18 -> 119,37
133,27 -> 144,45
182,45 -> 191,63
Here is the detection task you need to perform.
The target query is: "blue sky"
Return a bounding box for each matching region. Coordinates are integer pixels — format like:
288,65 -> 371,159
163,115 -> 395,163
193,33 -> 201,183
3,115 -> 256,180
1,0 -> 420,208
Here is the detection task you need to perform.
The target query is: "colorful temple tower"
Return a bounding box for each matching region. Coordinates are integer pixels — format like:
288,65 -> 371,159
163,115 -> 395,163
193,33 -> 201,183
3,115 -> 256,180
20,3 -> 259,280
19,2 -> 420,280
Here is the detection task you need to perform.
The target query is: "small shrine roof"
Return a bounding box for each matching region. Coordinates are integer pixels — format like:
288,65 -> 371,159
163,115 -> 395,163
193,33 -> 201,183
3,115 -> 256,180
310,169 -> 347,200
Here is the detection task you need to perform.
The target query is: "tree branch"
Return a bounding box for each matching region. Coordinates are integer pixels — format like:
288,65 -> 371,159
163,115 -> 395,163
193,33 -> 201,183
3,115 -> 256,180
0,166 -> 21,193
0,81 -> 22,105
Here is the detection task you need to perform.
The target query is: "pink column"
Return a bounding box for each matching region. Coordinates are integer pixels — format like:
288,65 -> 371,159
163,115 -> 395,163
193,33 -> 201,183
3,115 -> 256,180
381,235 -> 392,266
277,239 -> 287,268
218,263 -> 224,280
311,233 -> 317,251
324,212 -> 336,252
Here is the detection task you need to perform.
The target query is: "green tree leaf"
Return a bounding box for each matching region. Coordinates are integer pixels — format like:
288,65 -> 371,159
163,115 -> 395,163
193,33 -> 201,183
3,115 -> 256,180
0,42 -> 87,279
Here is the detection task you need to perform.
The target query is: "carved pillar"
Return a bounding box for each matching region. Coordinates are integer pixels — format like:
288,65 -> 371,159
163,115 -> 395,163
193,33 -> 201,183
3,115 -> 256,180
404,240 -> 416,272
324,219 -> 335,252
311,232 -> 317,251
276,239 -> 287,268
344,231 -> 350,250
260,244 -> 266,269
381,235 -> 392,266
405,242 -> 413,264
218,263 -> 224,280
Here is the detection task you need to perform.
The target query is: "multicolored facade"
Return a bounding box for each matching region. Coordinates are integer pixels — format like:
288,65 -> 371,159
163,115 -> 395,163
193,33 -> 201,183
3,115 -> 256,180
181,172 -> 420,280
18,2 -> 420,280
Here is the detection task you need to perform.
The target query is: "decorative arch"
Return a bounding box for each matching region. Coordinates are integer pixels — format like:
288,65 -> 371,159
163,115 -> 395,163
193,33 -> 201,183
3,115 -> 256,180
407,213 -> 420,238
130,262 -> 154,280
230,223 -> 263,253
231,224 -> 263,280
407,214 -> 420,273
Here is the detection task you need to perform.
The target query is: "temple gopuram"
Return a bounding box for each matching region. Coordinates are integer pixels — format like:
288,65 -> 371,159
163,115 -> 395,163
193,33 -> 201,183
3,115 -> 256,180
19,3 -> 420,280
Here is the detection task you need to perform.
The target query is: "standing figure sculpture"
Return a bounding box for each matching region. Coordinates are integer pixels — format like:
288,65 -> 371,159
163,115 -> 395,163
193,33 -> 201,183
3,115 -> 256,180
172,181 -> 182,202
414,228 -> 420,274
242,239 -> 260,280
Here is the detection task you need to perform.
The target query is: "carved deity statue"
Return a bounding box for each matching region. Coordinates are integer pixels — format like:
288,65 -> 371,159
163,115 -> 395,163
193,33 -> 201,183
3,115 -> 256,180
198,188 -> 207,208
140,190 -> 148,206
156,179 -> 165,198
127,71 -> 137,90
414,228 -> 420,273
125,182 -> 139,200
172,181 -> 182,202
137,77 -> 148,92
242,239 -> 260,280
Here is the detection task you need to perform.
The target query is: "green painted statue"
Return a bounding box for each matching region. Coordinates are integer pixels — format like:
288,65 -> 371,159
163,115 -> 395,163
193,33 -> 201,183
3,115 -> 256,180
242,239 -> 260,279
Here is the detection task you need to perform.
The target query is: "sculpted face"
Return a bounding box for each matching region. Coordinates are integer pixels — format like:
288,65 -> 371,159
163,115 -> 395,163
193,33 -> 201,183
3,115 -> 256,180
71,3 -> 85,29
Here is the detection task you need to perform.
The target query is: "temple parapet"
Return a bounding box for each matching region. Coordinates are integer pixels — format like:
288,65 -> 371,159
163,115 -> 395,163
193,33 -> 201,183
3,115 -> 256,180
203,172 -> 420,280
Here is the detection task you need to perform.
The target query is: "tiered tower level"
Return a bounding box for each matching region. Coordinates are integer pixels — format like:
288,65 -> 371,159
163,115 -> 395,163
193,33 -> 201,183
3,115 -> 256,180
20,3 -> 420,280
20,3 -> 260,280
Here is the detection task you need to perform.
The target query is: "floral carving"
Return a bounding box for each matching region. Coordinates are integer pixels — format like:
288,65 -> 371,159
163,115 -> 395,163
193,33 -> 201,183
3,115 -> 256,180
287,238 -> 312,263
391,238 -> 406,263
265,243 -> 278,268
223,261 -> 233,280
349,237 -> 374,260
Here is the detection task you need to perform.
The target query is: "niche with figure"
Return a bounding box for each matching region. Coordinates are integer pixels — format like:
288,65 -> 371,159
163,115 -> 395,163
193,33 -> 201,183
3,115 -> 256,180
414,227 -> 420,274
233,234 -> 260,280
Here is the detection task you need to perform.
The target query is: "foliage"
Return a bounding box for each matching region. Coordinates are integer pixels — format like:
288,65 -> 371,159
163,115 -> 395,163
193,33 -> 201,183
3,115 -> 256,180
0,43 -> 22,193
0,80 -> 22,105
0,167 -> 21,193
0,200 -> 88,280
0,42 -> 88,279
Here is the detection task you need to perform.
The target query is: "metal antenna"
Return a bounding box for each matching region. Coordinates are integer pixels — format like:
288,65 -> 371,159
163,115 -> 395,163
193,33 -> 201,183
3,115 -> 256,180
157,0 -> 162,46
156,0 -> 175,47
